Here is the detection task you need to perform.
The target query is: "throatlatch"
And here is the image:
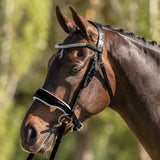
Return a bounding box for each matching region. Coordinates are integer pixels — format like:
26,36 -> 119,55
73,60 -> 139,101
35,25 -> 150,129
26,21 -> 113,160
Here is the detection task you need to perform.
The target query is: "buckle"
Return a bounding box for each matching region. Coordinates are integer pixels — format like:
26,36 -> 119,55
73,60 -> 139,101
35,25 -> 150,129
52,114 -> 73,129
53,113 -> 84,132
58,113 -> 73,127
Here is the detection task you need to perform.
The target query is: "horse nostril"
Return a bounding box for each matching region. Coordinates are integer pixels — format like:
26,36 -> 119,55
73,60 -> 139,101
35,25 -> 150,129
25,124 -> 38,145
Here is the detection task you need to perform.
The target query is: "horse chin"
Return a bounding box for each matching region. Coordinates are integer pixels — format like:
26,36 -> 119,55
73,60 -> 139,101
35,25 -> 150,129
37,133 -> 55,153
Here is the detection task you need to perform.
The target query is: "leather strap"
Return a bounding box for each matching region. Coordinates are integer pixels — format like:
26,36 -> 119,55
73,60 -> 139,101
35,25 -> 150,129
33,88 -> 71,113
55,43 -> 102,52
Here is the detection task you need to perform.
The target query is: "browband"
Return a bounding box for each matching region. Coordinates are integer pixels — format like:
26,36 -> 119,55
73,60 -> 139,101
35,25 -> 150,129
55,42 -> 103,52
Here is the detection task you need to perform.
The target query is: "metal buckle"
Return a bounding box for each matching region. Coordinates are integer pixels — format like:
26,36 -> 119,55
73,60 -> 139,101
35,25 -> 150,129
52,114 -> 72,129
58,113 -> 73,127
53,113 -> 84,132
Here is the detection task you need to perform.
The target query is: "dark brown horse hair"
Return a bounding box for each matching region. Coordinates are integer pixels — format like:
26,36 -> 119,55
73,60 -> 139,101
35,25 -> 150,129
103,24 -> 160,49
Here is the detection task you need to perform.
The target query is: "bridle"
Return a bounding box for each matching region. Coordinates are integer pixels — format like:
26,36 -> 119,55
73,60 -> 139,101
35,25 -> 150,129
26,21 -> 113,160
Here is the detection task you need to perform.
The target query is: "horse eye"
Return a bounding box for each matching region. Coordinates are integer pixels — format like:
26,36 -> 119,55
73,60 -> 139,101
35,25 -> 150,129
72,66 -> 80,73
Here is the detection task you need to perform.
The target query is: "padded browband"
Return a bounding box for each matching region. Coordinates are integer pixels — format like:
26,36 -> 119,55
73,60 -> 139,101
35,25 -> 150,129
55,43 -> 103,52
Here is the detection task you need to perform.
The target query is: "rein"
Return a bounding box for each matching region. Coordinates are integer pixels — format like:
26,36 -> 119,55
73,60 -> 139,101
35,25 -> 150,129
26,21 -> 113,160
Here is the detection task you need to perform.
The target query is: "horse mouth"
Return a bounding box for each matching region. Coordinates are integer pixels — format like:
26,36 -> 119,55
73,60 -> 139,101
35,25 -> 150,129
21,129 -> 57,154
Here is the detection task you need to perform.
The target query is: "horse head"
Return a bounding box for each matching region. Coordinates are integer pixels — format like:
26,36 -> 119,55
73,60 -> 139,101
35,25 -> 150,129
20,6 -> 116,154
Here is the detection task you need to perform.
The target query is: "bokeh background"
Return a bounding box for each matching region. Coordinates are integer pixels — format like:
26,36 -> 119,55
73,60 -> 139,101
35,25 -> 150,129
0,0 -> 160,159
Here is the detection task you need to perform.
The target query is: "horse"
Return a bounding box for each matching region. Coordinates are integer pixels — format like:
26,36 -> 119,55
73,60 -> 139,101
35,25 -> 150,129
20,6 -> 160,160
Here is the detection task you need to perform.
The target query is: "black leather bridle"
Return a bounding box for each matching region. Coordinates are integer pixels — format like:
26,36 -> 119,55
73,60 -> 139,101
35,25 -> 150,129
26,21 -> 113,160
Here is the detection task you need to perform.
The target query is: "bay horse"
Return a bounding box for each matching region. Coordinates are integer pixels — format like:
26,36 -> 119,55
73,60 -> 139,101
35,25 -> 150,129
20,6 -> 160,160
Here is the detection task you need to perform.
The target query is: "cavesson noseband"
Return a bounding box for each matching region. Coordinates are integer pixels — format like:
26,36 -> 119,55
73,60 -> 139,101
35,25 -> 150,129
26,21 -> 113,160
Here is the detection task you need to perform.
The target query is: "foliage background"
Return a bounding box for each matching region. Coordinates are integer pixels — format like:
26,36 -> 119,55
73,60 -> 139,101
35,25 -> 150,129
0,0 -> 160,159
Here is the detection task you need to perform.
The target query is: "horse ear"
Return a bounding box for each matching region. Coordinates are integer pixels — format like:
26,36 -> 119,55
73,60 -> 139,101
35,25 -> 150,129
56,6 -> 77,34
70,6 -> 98,42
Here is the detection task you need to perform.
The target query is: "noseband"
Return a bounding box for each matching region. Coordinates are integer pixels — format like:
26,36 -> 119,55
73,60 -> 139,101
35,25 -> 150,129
26,21 -> 113,160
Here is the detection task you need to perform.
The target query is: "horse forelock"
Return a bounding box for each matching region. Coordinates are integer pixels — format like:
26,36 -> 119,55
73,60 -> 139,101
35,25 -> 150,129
63,30 -> 84,44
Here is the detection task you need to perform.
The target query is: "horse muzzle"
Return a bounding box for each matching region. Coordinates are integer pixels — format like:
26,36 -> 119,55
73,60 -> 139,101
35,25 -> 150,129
20,122 -> 57,153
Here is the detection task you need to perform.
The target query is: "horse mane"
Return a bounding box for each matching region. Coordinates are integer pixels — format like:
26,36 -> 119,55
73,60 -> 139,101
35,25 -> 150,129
103,24 -> 160,52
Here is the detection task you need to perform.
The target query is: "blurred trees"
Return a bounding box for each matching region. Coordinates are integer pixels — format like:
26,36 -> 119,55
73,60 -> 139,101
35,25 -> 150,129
0,0 -> 51,159
0,0 -> 160,160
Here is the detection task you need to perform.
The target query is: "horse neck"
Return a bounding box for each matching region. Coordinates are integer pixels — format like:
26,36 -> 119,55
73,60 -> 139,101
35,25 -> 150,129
104,28 -> 160,159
